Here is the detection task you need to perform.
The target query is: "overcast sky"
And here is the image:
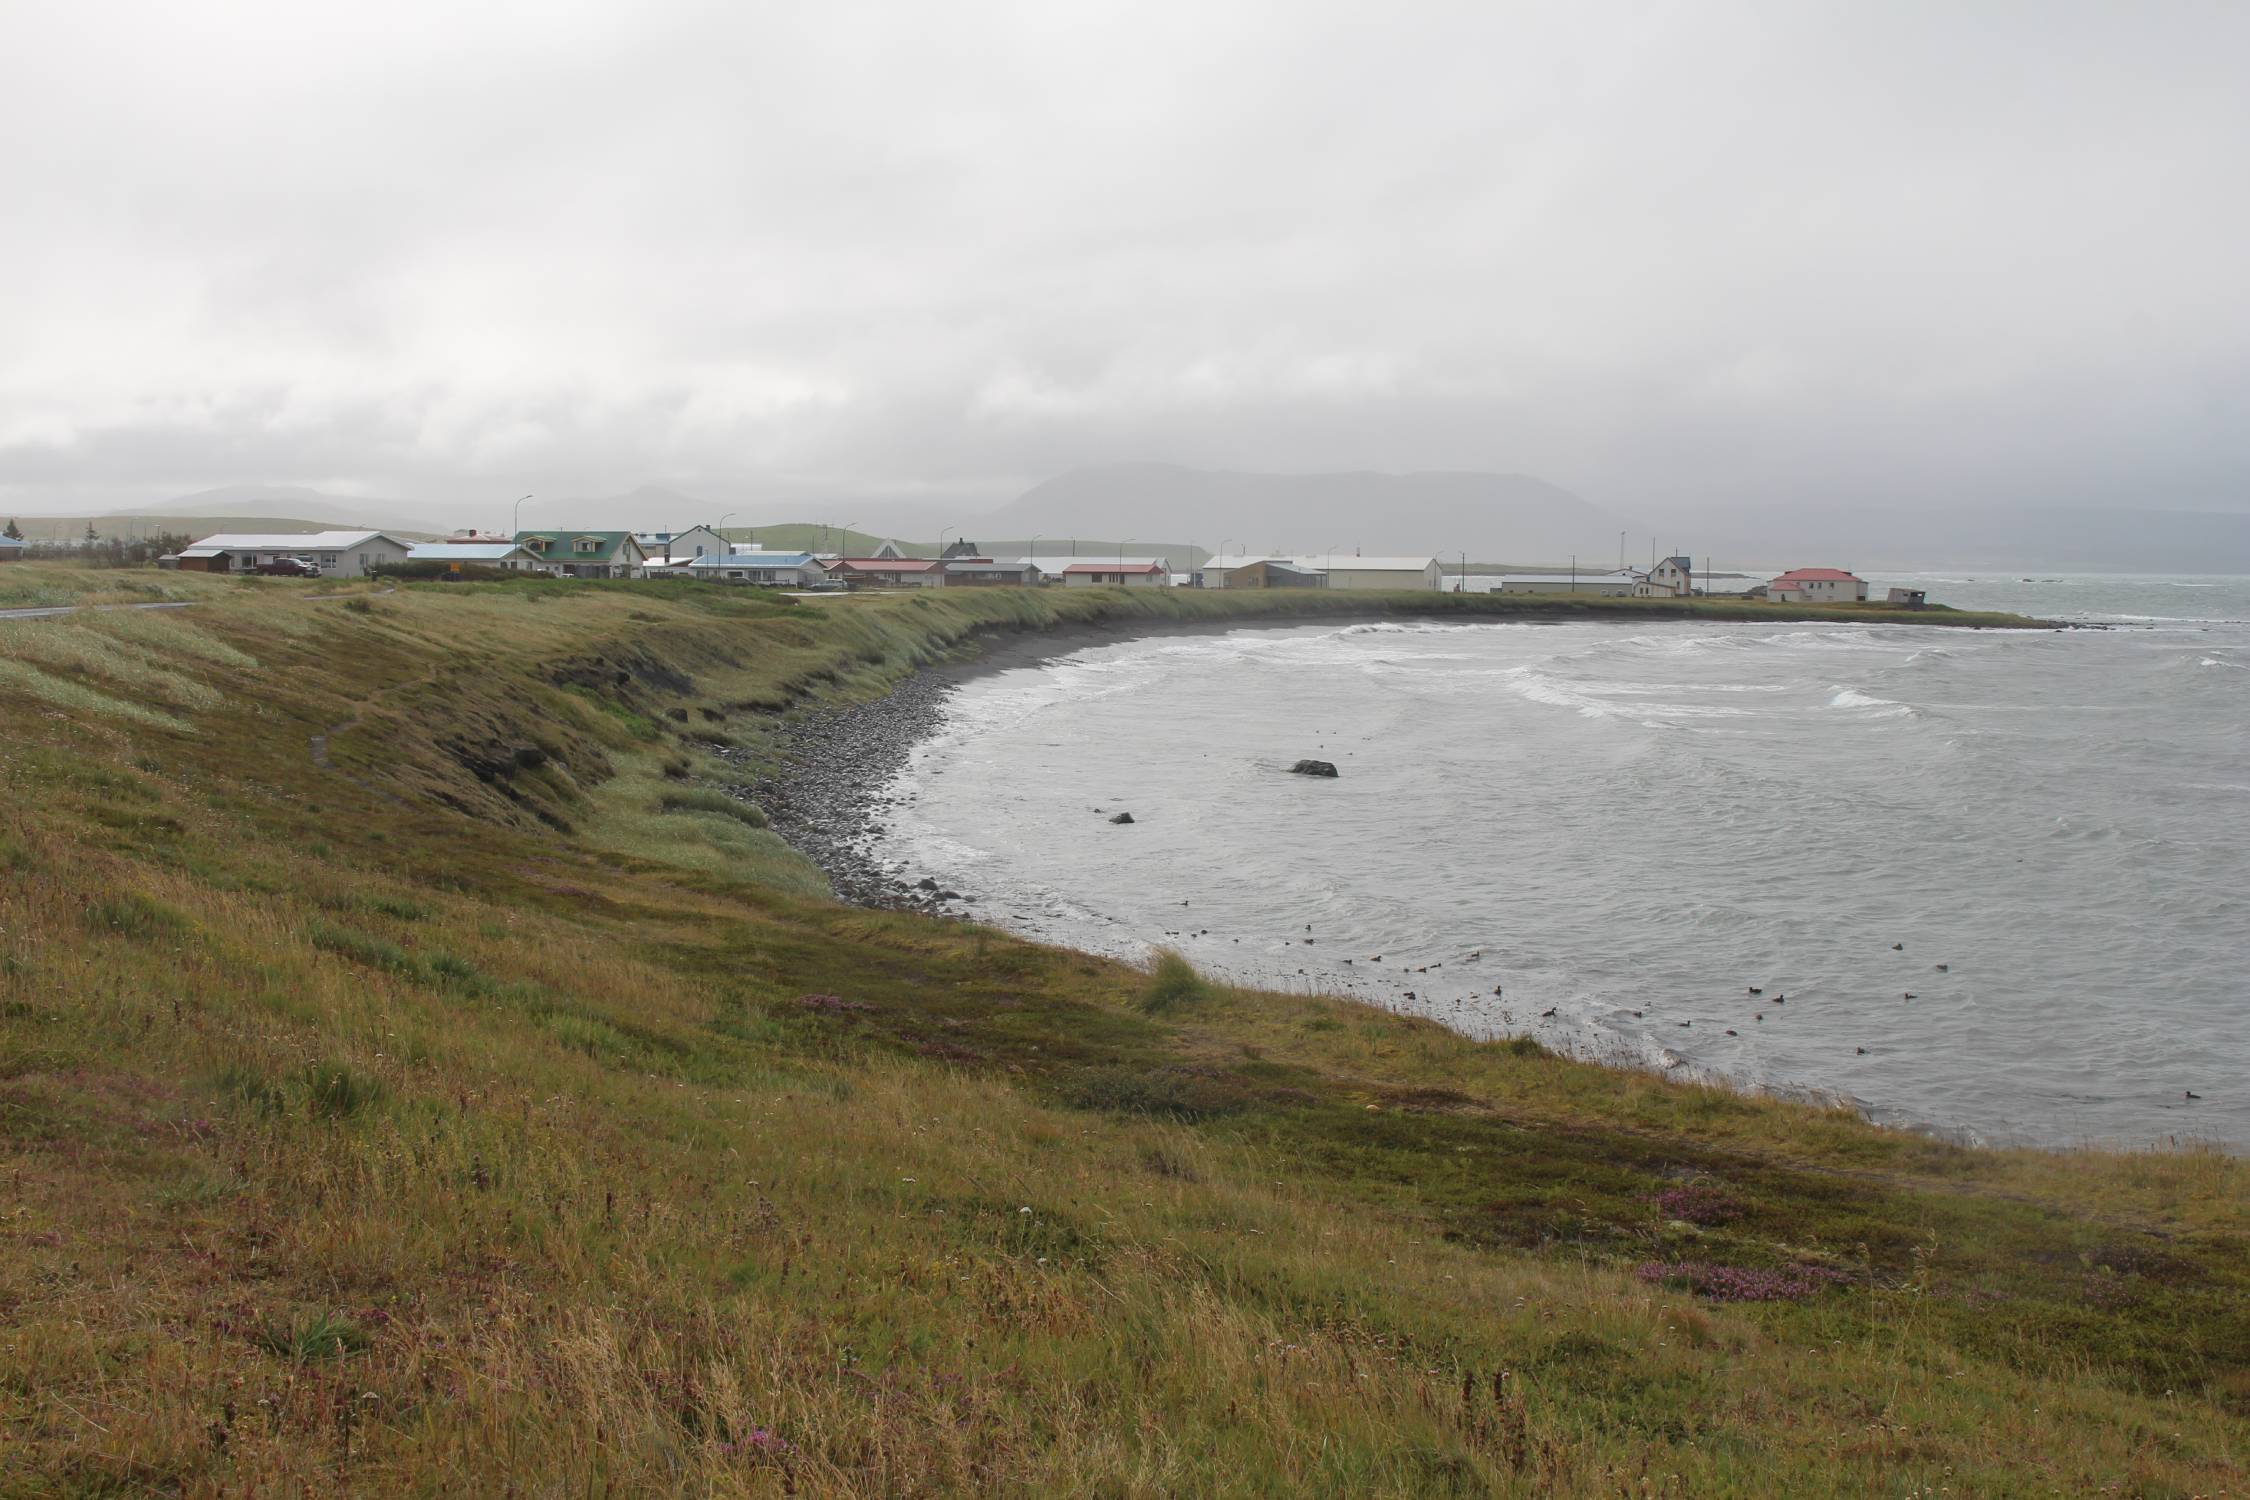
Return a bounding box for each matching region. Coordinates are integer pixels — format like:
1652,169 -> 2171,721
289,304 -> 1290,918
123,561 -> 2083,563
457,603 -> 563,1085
3,0 -> 2246,522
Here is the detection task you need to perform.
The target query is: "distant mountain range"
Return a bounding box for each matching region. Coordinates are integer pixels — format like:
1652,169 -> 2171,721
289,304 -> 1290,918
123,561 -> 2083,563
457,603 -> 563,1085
14,471 -> 2242,572
978,463 -> 1635,563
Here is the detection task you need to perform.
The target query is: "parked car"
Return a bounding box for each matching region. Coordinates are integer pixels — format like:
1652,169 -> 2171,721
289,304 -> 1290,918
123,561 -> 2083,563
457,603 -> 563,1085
253,557 -> 322,578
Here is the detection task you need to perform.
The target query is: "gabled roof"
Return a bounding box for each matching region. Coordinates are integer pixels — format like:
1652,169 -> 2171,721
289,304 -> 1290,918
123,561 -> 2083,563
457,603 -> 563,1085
181,530 -> 409,556
515,530 -> 647,564
1772,567 -> 1862,583
685,551 -> 817,569
1063,560 -> 1166,575
409,542 -> 534,561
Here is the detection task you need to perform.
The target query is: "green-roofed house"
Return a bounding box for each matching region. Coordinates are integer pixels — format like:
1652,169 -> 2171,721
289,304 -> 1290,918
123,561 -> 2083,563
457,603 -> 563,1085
514,530 -> 650,580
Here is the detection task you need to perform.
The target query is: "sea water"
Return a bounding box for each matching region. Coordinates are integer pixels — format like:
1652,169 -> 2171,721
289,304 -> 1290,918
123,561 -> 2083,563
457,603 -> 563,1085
876,575 -> 2250,1149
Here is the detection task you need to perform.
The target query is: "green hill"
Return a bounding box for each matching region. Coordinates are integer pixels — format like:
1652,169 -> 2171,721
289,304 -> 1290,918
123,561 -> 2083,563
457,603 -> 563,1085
0,571 -> 2238,1495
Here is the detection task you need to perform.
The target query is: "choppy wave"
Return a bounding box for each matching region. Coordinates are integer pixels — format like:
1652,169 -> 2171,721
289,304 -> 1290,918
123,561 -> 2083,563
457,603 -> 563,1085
881,608 -> 2250,1150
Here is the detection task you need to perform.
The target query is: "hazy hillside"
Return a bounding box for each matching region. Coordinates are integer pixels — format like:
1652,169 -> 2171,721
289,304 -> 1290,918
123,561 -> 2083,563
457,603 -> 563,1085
982,463 -> 1634,562
5,486 -> 454,539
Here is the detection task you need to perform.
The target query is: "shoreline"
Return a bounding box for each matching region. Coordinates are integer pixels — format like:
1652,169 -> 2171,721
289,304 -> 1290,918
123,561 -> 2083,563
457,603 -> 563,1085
730,603 -> 2055,914
727,615 -> 1379,910
725,604 -> 2220,1155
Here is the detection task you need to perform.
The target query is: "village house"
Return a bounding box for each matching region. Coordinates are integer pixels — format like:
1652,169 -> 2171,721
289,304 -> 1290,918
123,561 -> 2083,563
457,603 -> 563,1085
825,556 -> 946,588
1205,558 -> 1325,589
681,550 -> 826,587
1768,567 -> 1869,603
0,535 -> 24,563
175,531 -> 414,577
1205,555 -> 1441,591
408,541 -> 540,572
1635,556 -> 1695,597
943,559 -> 1044,586
1061,561 -> 1171,588
1886,587 -> 1929,607
634,525 -> 731,565
515,531 -> 648,580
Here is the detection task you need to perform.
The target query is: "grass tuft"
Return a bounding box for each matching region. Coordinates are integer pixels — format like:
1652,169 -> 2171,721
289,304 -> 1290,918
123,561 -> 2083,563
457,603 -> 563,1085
1138,949 -> 1215,1015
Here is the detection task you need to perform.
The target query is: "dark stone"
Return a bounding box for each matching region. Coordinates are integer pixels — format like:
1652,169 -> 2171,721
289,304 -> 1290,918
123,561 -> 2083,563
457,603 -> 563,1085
1109,811 -> 1135,824
917,877 -> 939,890
1289,759 -> 1340,778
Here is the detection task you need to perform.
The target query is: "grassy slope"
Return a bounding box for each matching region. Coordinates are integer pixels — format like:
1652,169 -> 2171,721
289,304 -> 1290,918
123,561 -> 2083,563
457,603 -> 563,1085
0,573 -> 2239,1496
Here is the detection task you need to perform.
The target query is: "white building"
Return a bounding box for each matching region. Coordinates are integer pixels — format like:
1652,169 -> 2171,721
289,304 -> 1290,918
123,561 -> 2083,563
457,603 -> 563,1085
1203,554 -> 1444,591
681,551 -> 826,586
1060,561 -> 1171,587
408,542 -> 540,572
1768,567 -> 1869,603
634,525 -> 731,565
1635,556 -> 1695,597
1026,554 -> 1173,579
177,531 -> 414,577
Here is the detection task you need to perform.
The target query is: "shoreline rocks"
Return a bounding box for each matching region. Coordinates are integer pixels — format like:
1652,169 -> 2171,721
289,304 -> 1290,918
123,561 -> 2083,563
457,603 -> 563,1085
711,670 -> 960,912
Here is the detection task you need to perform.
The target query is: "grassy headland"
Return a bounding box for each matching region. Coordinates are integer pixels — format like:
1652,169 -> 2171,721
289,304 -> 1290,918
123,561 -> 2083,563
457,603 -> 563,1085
1,570 -> 2235,1496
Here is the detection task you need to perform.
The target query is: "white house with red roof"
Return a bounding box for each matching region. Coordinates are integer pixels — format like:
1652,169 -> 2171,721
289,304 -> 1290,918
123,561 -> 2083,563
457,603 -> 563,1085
1767,566 -> 1868,603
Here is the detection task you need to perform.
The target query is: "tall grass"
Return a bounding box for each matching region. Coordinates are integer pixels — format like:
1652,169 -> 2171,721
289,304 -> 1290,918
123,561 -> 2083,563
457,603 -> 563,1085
0,573 -> 2236,1496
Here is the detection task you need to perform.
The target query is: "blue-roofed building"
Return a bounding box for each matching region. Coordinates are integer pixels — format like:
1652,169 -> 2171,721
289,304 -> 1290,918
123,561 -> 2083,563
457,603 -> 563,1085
675,550 -> 825,587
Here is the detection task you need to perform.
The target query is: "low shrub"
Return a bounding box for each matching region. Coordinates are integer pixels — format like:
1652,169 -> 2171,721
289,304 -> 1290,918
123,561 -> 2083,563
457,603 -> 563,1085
84,891 -> 187,939
255,1311 -> 371,1362
299,1061 -> 384,1120
660,785 -> 768,828
1138,950 -> 1214,1015
1635,1260 -> 1844,1303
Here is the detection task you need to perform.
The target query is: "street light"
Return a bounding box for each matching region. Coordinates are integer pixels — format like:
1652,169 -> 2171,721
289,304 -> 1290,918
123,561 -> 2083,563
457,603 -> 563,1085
940,524 -> 957,555
513,494 -> 534,533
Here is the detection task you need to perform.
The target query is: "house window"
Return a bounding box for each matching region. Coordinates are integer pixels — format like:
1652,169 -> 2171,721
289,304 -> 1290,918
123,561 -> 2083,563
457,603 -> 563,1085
576,538 -> 600,554
320,554 -> 337,565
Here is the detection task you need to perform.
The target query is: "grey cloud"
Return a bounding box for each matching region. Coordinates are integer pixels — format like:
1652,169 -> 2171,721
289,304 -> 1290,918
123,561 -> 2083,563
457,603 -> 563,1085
2,0 -> 2245,526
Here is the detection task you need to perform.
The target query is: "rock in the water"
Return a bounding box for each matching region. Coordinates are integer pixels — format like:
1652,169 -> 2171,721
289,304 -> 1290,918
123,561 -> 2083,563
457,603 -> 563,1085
1109,811 -> 1135,824
1289,759 -> 1340,778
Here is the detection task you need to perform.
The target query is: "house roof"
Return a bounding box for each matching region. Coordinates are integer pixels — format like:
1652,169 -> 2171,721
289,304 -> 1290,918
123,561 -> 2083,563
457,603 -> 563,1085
409,543 -> 532,561
1294,556 -> 1438,572
943,560 -> 1037,574
685,552 -> 817,569
1772,567 -> 1862,583
0,536 -> 24,549
1204,554 -> 1436,574
181,530 -> 407,556
835,557 -> 941,572
1063,560 -> 1166,575
515,531 -> 645,564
